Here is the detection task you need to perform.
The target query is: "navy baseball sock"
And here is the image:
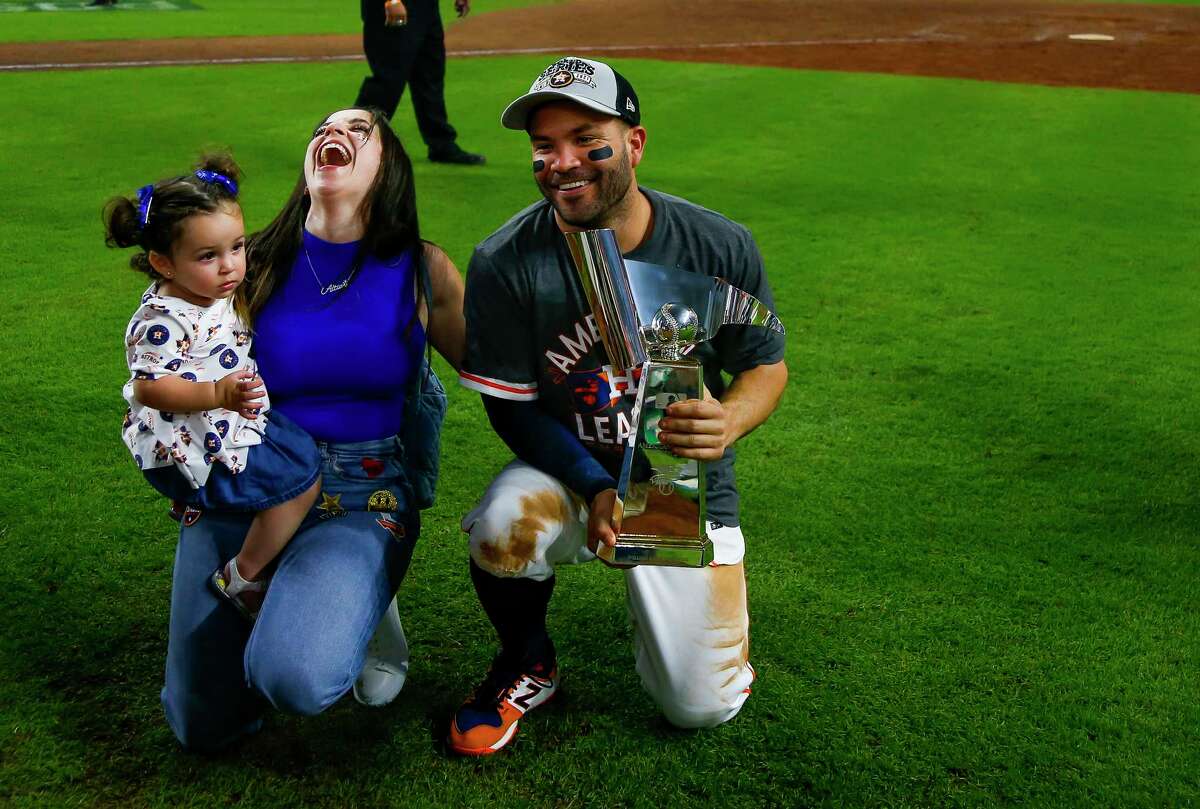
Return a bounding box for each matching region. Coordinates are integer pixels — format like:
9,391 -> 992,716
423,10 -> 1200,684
469,560 -> 556,670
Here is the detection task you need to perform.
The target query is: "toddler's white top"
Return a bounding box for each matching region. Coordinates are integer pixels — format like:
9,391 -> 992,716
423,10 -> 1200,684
121,285 -> 268,488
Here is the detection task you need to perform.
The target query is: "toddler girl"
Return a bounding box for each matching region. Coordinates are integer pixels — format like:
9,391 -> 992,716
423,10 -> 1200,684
105,153 -> 322,622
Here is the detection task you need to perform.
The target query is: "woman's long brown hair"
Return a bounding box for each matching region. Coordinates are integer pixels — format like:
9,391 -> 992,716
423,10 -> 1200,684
241,108 -> 423,327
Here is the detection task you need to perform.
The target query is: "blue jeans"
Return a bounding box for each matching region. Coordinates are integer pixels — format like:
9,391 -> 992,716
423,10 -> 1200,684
160,435 -> 418,751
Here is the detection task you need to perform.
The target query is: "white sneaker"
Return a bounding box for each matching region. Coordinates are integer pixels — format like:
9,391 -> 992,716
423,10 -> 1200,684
353,596 -> 410,707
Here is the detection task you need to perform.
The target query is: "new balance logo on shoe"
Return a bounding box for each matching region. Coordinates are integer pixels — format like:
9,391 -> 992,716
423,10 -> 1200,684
510,679 -> 546,711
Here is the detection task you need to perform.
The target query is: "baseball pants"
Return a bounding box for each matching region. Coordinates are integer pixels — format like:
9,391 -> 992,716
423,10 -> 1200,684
462,460 -> 754,728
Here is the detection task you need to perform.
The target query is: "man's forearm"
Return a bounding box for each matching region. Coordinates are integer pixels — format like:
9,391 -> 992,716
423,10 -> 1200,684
721,360 -> 788,443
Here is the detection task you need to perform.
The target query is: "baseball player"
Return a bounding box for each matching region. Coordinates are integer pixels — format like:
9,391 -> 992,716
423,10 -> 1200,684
449,56 -> 788,755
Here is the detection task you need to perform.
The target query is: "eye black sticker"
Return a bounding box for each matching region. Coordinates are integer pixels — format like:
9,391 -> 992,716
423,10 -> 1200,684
532,160 -> 545,172
587,145 -> 614,161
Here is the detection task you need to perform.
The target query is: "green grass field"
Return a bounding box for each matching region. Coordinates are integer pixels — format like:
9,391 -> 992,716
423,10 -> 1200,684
1,0 -> 1198,44
1,39 -> 1199,809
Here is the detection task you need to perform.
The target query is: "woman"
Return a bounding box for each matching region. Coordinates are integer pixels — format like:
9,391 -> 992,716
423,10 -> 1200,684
160,108 -> 465,751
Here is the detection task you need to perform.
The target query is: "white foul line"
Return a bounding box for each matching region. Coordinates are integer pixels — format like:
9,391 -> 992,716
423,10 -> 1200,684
448,37 -> 948,57
0,36 -> 953,72
0,53 -> 366,71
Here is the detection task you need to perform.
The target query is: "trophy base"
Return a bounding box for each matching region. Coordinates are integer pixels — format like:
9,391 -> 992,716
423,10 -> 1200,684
596,535 -> 714,568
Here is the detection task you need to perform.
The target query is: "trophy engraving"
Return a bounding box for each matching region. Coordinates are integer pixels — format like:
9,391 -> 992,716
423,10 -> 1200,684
565,229 -> 784,567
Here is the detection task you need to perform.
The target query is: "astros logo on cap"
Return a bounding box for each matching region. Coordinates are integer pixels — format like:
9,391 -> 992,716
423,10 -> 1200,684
548,70 -> 574,89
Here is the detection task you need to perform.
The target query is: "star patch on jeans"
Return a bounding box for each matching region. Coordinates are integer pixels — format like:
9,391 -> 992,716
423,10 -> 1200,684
317,492 -> 348,520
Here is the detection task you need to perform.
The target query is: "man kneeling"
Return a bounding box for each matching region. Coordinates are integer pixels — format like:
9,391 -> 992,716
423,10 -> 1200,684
450,56 -> 788,755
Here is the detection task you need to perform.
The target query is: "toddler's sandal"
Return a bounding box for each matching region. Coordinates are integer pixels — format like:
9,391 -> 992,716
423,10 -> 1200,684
210,558 -> 267,623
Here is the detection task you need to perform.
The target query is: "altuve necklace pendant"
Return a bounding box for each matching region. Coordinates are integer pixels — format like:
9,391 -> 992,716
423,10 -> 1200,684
304,245 -> 352,296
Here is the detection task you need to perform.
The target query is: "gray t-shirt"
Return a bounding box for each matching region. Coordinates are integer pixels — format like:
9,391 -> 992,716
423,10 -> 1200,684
461,187 -> 785,526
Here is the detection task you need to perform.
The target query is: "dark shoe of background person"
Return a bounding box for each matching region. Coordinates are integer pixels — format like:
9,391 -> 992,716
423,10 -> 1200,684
428,145 -> 486,166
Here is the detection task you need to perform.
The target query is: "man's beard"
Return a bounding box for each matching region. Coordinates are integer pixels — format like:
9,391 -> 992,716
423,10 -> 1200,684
539,145 -> 634,229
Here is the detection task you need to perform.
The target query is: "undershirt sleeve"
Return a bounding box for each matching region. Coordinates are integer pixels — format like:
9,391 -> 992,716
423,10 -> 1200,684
483,395 -> 617,503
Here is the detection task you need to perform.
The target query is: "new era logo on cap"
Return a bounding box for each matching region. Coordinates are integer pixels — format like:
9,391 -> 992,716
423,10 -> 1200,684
501,56 -> 640,130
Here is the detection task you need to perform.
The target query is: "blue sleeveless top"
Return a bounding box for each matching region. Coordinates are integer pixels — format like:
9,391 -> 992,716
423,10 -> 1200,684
254,230 -> 425,442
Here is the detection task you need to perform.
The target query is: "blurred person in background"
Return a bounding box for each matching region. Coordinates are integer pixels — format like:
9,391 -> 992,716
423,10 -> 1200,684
356,0 -> 486,165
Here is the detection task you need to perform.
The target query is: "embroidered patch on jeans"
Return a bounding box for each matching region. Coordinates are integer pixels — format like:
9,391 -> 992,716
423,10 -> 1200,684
376,516 -> 406,541
168,500 -> 202,526
367,489 -> 399,512
317,492 -> 348,520
181,506 -> 202,527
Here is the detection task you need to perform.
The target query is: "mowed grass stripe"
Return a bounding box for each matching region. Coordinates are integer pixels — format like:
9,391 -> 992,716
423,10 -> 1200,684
0,58 -> 1197,806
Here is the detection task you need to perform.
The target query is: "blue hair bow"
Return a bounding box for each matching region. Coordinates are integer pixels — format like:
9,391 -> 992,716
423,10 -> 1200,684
136,184 -> 154,231
194,169 -> 239,196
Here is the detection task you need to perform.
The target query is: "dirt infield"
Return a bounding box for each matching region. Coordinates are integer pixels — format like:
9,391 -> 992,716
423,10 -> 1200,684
3,0 -> 1198,94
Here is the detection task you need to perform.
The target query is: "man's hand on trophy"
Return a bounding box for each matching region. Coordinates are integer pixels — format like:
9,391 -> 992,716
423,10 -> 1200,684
587,489 -> 633,567
587,489 -> 619,552
656,395 -> 734,461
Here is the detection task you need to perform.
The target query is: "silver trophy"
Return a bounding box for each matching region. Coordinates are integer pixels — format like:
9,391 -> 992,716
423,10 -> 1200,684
565,229 -> 785,567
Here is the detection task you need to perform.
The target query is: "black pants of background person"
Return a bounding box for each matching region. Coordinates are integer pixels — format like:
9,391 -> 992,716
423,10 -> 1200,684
356,0 -> 483,164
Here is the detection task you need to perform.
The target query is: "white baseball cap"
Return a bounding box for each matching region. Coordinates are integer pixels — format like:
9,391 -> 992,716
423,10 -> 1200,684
501,56 -> 641,131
